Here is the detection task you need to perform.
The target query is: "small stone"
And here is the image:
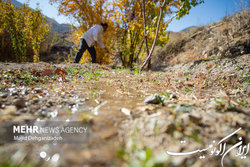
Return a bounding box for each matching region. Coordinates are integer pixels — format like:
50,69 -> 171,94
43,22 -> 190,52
46,101 -> 53,107
189,114 -> 202,124
121,108 -> 131,116
170,93 -> 177,99
3,105 -> 17,114
34,88 -> 43,93
11,91 -> 18,96
31,98 -> 39,104
19,108 -> 28,113
0,92 -> 8,98
168,103 -> 176,108
40,110 -> 50,118
143,94 -> 162,104
13,98 -> 26,109
69,101 -> 76,106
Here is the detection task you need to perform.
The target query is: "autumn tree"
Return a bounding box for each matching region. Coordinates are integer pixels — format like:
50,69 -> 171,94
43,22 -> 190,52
0,0 -> 51,62
140,0 -> 204,70
25,6 -> 51,62
0,0 -> 27,62
50,0 -> 204,67
50,0 -> 116,64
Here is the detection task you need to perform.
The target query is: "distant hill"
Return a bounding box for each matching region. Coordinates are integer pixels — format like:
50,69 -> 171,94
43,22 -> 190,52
9,0 -> 22,8
10,0 -> 71,33
180,26 -> 197,32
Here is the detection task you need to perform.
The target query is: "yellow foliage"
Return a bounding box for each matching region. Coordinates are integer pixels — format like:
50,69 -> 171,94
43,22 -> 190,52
50,0 -> 117,64
0,0 -> 51,62
49,0 -> 203,66
33,55 -> 39,63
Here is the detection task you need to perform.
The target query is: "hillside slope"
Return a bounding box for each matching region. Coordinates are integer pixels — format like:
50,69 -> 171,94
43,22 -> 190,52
153,10 -> 250,68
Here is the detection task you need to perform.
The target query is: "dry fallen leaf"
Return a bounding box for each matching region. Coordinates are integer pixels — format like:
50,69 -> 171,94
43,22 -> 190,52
41,68 -> 53,77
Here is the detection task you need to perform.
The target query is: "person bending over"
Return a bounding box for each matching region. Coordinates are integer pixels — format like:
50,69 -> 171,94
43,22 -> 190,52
74,23 -> 109,63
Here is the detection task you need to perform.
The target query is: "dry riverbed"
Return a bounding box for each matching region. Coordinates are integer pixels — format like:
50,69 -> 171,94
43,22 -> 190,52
0,54 -> 249,167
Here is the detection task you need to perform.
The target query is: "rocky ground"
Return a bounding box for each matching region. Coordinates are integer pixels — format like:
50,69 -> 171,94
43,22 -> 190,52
0,53 -> 249,167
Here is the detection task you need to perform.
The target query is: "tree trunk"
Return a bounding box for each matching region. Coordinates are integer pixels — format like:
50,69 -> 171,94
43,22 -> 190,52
142,0 -> 150,69
140,0 -> 167,71
147,58 -> 151,70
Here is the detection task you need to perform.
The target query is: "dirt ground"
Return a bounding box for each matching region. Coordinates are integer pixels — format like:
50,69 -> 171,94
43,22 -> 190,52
0,54 -> 249,167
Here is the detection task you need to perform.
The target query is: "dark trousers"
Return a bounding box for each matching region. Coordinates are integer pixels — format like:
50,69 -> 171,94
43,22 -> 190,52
74,38 -> 96,63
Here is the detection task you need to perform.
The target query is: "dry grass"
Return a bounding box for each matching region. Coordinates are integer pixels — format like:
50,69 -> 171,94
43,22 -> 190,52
152,9 -> 250,67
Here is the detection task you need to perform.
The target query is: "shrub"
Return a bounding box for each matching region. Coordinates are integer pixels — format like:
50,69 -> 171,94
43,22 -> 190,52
0,0 -> 51,62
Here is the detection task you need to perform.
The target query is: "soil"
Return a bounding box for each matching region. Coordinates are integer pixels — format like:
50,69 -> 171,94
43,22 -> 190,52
0,54 -> 249,167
